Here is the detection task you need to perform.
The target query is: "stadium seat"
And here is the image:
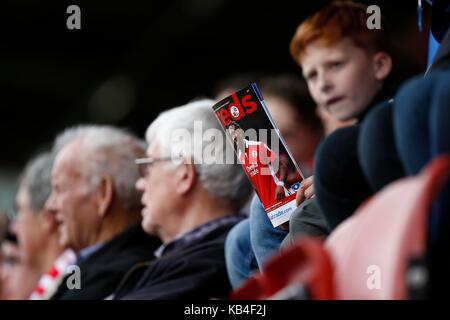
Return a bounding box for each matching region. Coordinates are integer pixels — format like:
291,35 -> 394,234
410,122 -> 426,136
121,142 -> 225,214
325,154 -> 450,299
231,237 -> 334,300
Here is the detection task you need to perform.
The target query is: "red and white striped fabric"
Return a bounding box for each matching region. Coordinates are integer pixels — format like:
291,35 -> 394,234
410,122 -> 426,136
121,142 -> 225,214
29,249 -> 77,300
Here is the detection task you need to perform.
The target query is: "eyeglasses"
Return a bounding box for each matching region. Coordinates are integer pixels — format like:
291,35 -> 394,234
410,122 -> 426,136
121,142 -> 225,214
135,156 -> 177,177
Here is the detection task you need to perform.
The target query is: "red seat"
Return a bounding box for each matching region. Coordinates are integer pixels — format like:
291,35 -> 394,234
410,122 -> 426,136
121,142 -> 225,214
231,237 -> 334,300
325,155 -> 450,299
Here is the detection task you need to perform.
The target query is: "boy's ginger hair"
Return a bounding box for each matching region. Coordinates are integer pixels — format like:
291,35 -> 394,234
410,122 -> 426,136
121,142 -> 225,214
290,1 -> 392,65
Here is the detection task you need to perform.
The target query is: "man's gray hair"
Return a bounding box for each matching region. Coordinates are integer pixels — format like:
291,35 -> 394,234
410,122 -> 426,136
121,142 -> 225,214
20,152 -> 53,212
52,125 -> 146,212
146,99 -> 252,211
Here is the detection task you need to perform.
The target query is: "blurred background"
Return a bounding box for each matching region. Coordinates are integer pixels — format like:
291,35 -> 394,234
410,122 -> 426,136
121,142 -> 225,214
0,0 -> 432,215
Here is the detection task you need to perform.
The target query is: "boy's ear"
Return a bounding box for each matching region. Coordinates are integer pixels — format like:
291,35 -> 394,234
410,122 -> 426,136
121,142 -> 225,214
372,52 -> 392,81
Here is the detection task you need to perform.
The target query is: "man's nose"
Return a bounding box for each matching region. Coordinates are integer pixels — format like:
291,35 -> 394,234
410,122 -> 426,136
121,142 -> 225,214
135,176 -> 146,192
45,193 -> 56,211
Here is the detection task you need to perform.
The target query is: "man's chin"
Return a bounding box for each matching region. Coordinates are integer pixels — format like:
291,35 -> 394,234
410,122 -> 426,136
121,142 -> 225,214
142,218 -> 157,236
143,226 -> 157,236
58,233 -> 70,248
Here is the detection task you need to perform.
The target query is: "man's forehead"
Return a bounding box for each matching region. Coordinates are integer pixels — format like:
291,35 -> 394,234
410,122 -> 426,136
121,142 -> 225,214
52,141 -> 84,180
55,139 -> 83,163
146,141 -> 161,157
16,184 -> 29,206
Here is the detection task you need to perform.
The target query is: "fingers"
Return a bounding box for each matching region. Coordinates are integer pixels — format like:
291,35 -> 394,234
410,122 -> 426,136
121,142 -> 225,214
304,184 -> 315,199
303,176 -> 314,188
296,188 -> 304,206
296,175 -> 314,206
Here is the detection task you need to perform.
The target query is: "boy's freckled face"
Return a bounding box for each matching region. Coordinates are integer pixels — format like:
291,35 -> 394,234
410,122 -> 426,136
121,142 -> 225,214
300,37 -> 382,121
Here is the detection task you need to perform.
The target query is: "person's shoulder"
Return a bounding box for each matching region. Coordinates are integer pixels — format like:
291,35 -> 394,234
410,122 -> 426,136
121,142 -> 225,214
80,225 -> 159,274
173,216 -> 245,255
100,224 -> 160,254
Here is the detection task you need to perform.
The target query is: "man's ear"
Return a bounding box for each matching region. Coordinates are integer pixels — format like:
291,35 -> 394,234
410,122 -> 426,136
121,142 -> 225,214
96,176 -> 114,218
373,52 -> 392,81
175,160 -> 197,196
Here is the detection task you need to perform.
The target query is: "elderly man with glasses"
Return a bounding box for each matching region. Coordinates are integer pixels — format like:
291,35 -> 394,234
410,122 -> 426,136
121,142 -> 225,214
111,99 -> 252,300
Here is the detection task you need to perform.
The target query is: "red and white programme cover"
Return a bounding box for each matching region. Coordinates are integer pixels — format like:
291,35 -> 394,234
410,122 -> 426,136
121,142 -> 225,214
212,83 -> 304,227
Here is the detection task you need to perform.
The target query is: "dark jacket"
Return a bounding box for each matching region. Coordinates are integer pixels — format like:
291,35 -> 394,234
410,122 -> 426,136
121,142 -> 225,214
114,217 -> 243,300
50,224 -> 161,300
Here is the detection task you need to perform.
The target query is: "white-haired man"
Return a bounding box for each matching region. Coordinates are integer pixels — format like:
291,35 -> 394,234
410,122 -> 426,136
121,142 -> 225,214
46,125 -> 161,299
112,99 -> 252,299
